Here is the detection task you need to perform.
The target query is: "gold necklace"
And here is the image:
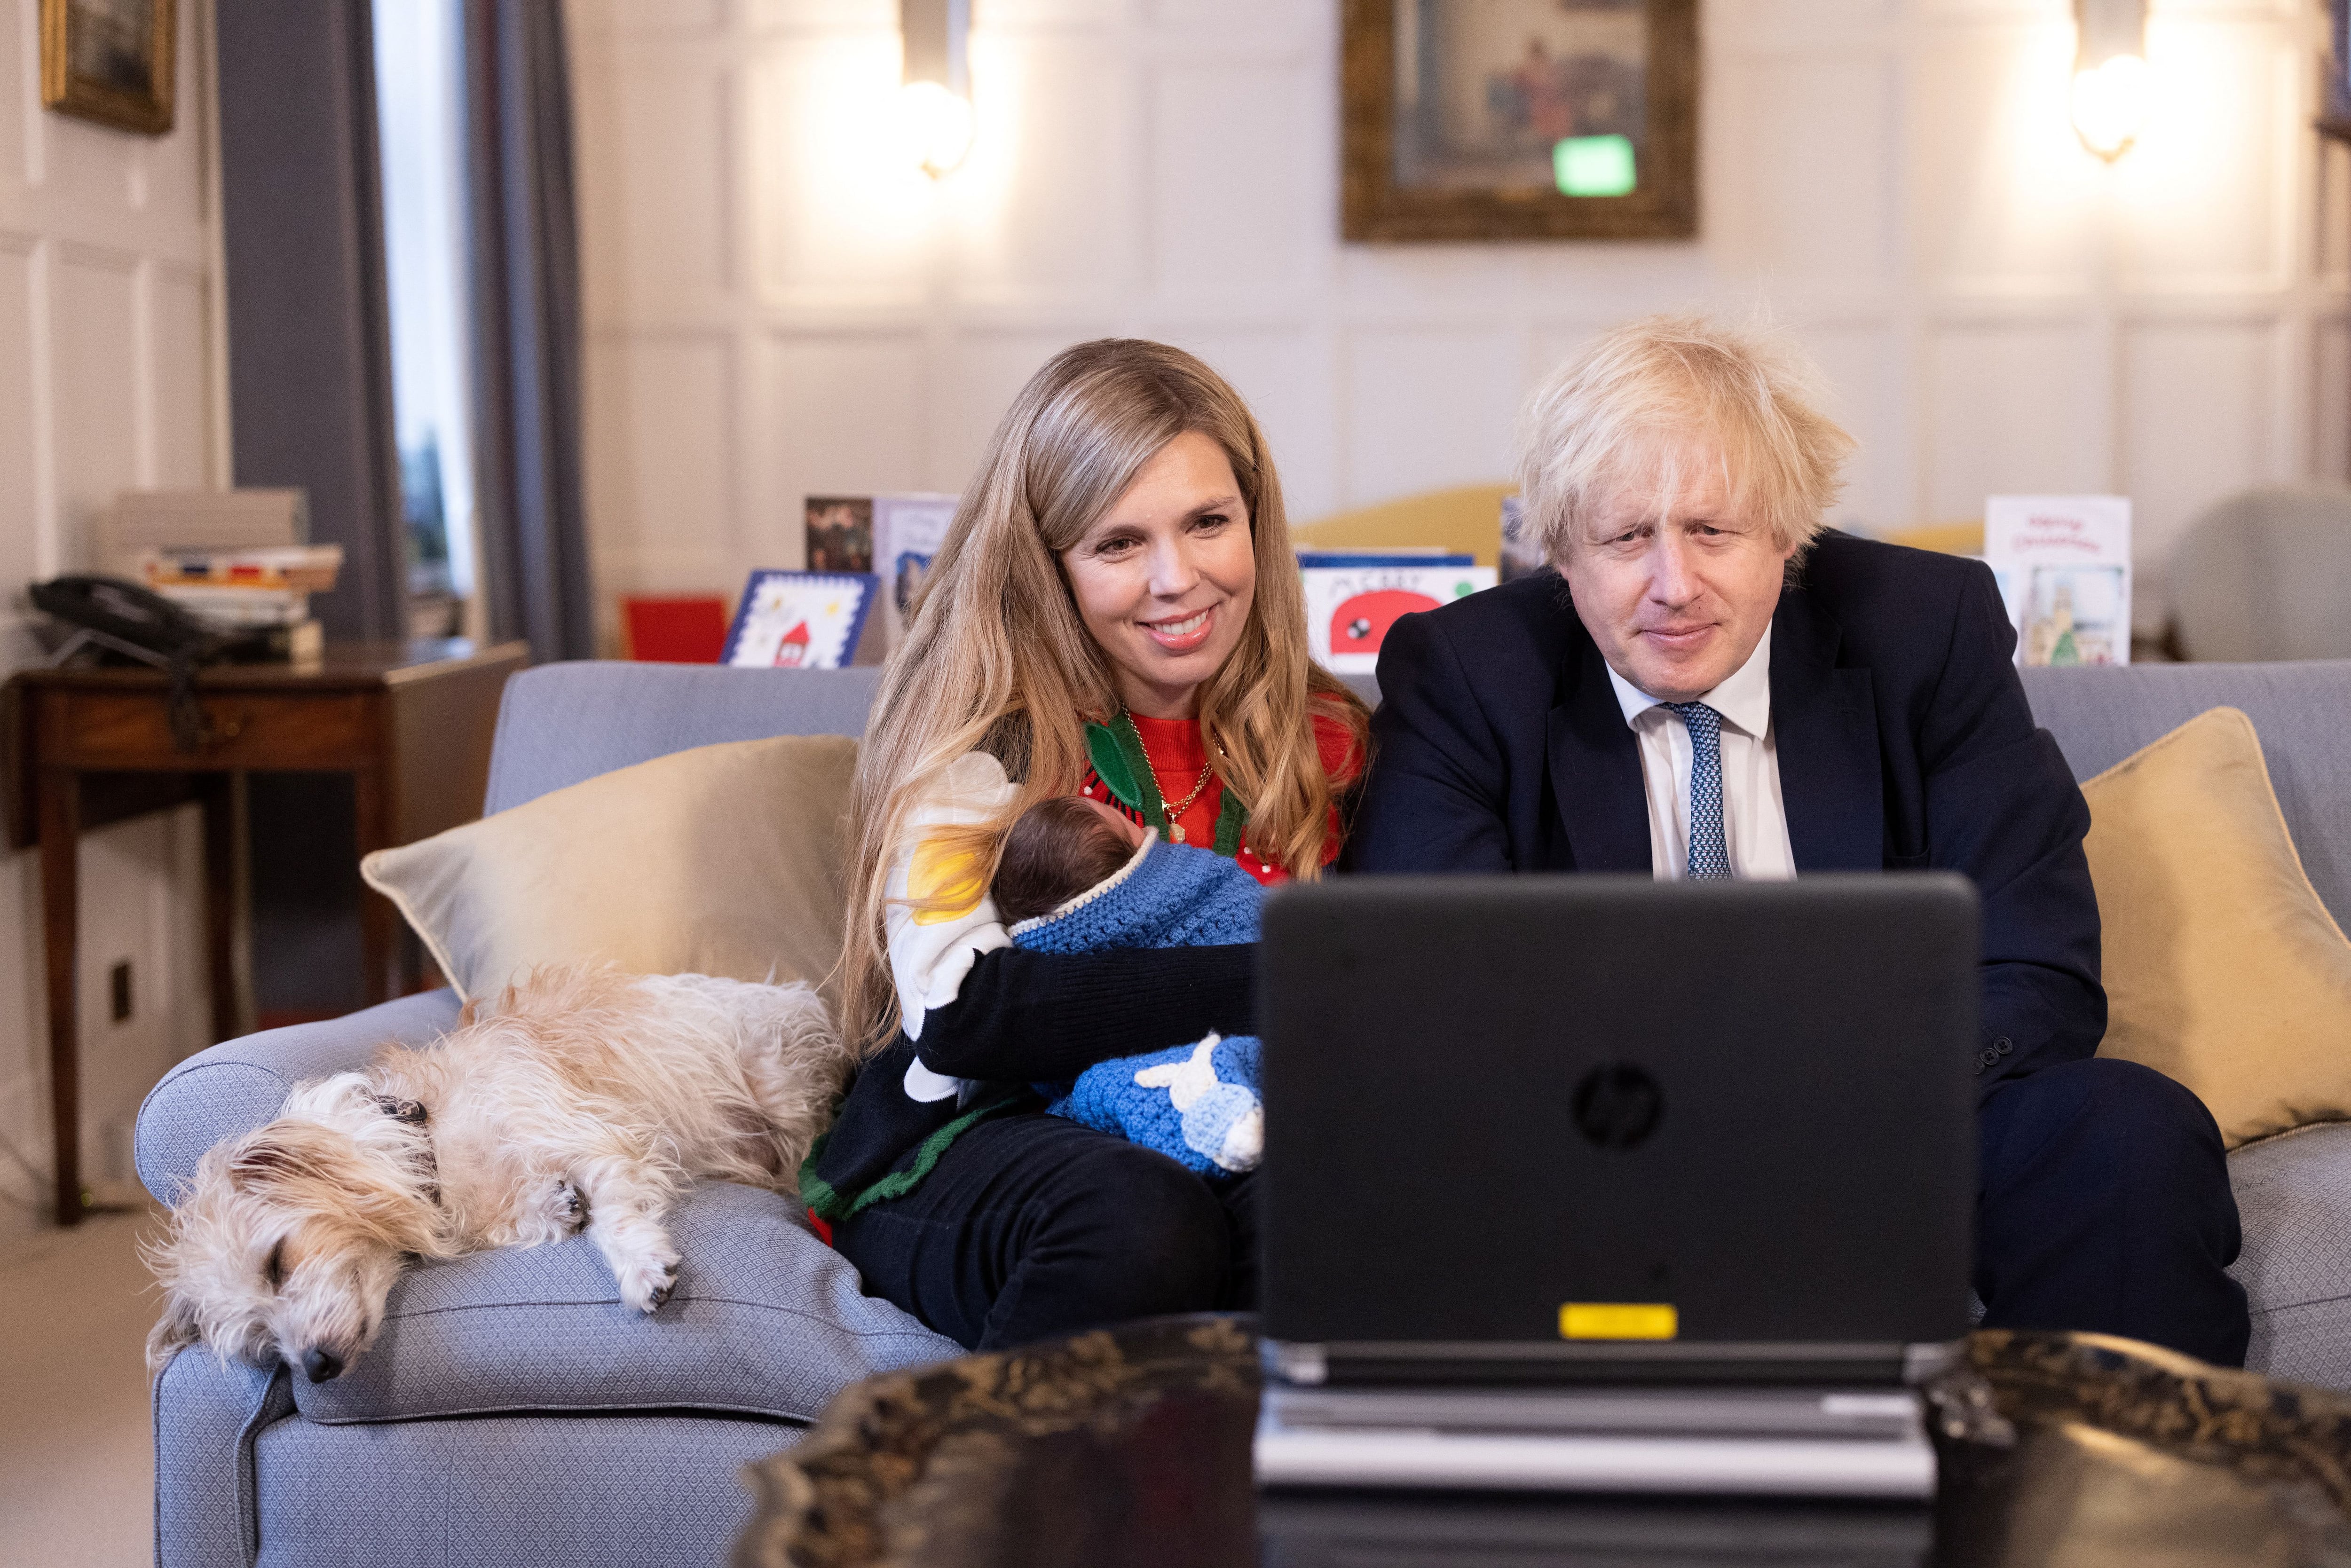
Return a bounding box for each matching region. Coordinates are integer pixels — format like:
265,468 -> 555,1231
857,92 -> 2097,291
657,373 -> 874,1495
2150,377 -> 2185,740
1126,711 -> 1217,843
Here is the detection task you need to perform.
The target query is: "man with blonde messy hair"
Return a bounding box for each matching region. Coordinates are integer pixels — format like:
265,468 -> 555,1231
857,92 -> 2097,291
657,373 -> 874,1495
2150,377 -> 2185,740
1351,313 -> 2249,1367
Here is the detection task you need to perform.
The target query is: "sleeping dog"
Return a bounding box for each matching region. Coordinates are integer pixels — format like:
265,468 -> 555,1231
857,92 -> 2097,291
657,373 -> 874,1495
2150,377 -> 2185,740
145,965 -> 850,1383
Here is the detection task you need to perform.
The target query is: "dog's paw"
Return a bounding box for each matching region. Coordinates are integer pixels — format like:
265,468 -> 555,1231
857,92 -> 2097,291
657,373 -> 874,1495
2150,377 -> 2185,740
551,1180 -> 587,1234
616,1253 -> 681,1314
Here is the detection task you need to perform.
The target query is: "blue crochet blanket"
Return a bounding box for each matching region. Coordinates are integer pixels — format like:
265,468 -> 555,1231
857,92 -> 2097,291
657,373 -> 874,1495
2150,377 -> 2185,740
1010,835 -> 1262,953
1011,839 -> 1265,1176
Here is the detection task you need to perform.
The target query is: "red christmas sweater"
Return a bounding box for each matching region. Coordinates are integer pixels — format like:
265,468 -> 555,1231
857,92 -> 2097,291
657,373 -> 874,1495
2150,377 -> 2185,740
1077,701 -> 1363,883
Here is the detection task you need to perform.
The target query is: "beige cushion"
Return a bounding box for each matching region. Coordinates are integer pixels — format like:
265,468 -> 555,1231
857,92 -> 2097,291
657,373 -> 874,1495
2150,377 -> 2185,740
362,735 -> 857,1007
2086,707 -> 2351,1148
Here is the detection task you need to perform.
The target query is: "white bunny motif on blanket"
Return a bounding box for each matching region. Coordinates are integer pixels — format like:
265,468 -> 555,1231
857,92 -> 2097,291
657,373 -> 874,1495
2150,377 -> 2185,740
1131,1034 -> 1263,1174
1049,1030 -> 1266,1179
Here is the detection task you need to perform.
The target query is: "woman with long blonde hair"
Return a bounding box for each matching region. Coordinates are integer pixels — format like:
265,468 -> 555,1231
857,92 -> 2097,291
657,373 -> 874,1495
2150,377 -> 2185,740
800,340 -> 1367,1349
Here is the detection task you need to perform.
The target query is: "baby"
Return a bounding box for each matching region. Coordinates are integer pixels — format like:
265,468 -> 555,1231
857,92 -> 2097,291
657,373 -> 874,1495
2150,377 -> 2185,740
990,796 -> 1266,1176
991,795 -> 1151,924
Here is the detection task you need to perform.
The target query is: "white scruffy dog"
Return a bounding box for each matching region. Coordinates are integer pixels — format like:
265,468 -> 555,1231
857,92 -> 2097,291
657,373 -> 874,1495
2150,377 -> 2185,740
145,966 -> 852,1384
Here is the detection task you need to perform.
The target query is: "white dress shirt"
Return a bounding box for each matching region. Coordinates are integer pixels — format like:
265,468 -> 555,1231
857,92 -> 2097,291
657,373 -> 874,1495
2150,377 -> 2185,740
1603,623 -> 1797,881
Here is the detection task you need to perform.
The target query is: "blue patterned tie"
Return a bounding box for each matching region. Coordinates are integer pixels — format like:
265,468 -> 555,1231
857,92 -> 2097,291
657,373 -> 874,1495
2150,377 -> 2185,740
1665,701 -> 1732,880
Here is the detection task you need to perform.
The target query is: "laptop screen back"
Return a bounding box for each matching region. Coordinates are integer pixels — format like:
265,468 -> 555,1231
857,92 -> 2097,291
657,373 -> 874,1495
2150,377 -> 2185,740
1258,875 -> 1978,1369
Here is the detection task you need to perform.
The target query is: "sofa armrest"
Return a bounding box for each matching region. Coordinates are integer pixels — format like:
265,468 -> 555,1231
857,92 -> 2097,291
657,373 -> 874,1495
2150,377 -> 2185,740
153,1349 -> 292,1568
136,990 -> 465,1206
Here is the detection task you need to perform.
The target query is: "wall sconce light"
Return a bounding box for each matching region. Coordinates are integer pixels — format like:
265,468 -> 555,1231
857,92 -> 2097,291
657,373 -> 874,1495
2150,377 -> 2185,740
899,0 -> 973,179
2071,0 -> 2150,161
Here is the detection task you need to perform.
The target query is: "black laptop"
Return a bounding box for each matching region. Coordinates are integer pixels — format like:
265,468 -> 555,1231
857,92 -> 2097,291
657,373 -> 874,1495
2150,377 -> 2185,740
1252,875 -> 1980,1496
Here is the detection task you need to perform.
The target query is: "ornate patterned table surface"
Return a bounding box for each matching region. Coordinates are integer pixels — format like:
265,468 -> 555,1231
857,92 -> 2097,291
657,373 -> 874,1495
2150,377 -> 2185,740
736,1318 -> 2351,1568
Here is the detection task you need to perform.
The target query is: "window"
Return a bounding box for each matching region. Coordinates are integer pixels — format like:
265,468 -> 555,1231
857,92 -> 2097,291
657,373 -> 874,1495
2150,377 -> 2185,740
373,0 -> 476,635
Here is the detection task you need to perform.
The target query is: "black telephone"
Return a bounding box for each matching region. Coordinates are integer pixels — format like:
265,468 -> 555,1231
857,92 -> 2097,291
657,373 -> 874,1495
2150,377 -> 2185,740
30,574 -> 224,664
29,574 -> 272,750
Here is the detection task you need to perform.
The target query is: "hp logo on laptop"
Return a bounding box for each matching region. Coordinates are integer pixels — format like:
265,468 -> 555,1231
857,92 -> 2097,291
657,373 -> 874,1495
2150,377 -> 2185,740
1571,1063 -> 1663,1150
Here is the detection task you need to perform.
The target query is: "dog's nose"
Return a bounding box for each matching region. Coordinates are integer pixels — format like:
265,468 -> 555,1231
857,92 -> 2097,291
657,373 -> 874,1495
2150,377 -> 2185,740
302,1348 -> 344,1383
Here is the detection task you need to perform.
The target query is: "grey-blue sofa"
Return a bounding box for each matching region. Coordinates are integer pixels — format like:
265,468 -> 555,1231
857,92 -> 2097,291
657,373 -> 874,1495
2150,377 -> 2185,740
139,658 -> 2351,1567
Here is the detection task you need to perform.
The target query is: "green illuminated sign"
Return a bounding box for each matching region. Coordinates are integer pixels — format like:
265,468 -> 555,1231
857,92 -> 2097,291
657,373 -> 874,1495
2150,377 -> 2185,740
1554,135 -> 1637,197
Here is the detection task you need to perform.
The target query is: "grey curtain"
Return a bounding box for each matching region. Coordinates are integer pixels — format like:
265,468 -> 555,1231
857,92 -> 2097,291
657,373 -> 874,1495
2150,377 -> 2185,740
216,0 -> 407,642
465,0 -> 593,662
217,0 -> 411,1017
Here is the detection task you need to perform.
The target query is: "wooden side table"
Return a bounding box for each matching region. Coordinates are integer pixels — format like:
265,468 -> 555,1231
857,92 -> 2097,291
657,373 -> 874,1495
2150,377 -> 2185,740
2,638 -> 528,1225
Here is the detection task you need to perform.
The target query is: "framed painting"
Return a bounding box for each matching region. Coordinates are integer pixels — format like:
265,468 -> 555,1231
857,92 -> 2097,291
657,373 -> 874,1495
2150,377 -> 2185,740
1342,0 -> 1696,242
41,0 -> 176,137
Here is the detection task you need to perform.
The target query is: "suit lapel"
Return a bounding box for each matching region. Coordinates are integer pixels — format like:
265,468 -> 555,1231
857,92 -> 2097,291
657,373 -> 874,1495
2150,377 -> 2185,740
1546,631 -> 1653,874
1771,593 -> 1882,871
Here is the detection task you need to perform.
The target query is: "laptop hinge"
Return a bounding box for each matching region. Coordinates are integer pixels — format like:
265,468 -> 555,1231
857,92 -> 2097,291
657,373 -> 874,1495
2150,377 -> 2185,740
1254,1385 -> 1939,1499
1262,1338 -> 1957,1388
1265,1339 -> 1328,1386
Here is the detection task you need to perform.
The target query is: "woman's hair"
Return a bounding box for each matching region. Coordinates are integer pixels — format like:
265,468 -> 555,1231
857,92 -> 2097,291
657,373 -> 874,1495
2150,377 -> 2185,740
837,339 -> 1369,1054
991,797 -> 1135,925
1514,313 -> 1855,567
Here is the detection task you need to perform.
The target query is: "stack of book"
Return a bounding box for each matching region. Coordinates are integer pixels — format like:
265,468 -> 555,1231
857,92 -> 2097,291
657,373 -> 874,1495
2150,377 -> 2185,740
102,490 -> 334,661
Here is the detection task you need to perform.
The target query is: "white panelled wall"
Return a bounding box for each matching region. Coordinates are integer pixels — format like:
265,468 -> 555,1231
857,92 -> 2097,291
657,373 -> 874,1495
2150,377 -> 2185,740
0,0 -> 223,1250
570,0 -> 2348,644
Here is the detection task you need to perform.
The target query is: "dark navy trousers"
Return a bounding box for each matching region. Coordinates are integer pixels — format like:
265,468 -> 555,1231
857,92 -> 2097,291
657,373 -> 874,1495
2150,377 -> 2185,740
832,1111 -> 1258,1352
1974,1056 -> 2248,1367
838,1057 -> 2249,1365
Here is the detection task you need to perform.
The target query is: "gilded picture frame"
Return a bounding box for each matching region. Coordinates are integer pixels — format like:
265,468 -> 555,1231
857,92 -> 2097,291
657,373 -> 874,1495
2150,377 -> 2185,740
1342,0 -> 1697,243
42,0 -> 176,137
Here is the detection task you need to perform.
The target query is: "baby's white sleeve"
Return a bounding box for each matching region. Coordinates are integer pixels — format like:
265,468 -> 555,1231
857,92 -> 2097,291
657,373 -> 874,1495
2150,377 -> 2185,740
882,751 -> 1018,1045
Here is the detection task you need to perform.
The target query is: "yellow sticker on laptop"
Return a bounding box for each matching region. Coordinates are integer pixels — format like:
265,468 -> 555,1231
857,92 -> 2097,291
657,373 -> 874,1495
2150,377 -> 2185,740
1560,1303 -> 1678,1340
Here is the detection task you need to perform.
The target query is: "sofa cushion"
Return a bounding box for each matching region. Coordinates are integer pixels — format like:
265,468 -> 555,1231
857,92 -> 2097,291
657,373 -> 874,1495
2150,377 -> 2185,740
361,734 -> 857,1005
2021,661 -> 2351,935
2229,1122 -> 2351,1391
290,1182 -> 959,1424
2082,707 -> 2351,1148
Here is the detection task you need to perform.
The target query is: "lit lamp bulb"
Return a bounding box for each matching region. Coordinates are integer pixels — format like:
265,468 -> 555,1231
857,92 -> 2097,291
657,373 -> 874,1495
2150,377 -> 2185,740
2071,0 -> 2149,162
900,0 -> 972,179
2071,51 -> 2149,161
897,79 -> 974,178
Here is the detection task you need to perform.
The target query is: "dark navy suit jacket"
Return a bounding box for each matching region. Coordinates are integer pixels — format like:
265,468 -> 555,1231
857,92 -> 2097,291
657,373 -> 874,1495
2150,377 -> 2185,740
1348,530 -> 2105,1097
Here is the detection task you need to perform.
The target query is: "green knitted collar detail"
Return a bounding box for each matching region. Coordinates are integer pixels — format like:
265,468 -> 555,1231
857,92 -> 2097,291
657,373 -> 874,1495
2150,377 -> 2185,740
1210,788 -> 1246,857
1084,715 -> 1247,859
1086,719 -> 1150,815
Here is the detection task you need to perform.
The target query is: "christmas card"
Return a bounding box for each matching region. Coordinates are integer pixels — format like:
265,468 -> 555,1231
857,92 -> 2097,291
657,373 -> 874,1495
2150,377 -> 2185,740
721,570 -> 878,670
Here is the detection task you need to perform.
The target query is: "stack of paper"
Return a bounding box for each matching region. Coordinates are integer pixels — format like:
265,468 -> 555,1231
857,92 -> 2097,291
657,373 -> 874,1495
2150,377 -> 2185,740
138,544 -> 344,594
103,489 -> 309,559
103,489 -> 328,644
